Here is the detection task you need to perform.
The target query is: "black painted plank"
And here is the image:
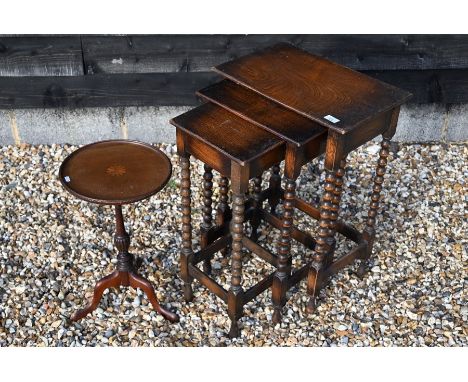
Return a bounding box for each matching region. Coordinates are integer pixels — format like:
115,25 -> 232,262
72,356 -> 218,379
81,35 -> 468,74
0,72 -> 217,109
0,70 -> 467,109
365,69 -> 468,104
0,36 -> 83,76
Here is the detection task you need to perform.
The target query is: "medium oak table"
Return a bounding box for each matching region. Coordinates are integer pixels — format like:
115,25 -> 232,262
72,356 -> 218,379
211,42 -> 411,313
172,42 -> 411,336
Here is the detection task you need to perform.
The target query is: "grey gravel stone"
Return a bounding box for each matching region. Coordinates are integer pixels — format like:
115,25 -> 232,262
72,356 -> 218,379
0,142 -> 466,347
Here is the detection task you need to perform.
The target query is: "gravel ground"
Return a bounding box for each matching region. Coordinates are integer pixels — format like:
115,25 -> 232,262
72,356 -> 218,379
0,141 -> 466,347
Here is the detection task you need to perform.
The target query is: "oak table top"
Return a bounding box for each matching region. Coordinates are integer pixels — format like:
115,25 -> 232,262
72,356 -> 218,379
214,43 -> 412,135
197,79 -> 327,147
170,102 -> 283,165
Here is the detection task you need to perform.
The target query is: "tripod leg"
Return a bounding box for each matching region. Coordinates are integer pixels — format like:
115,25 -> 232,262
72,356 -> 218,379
70,270 -> 121,321
128,272 -> 179,323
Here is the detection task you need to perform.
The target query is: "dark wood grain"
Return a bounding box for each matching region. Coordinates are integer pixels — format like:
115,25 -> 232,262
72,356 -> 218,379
1,69 -> 468,109
214,43 -> 412,134
0,36 -> 83,76
171,102 -> 283,165
0,72 -> 217,108
1,35 -> 468,109
197,80 -> 326,146
81,35 -> 468,73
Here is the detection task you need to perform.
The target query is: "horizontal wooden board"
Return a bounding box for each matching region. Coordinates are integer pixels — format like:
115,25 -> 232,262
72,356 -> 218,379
0,36 -> 83,76
365,69 -> 468,104
0,72 -> 218,109
81,35 -> 468,74
0,70 -> 467,109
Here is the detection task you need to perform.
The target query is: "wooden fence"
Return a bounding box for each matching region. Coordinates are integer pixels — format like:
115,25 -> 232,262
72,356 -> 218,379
0,35 -> 467,108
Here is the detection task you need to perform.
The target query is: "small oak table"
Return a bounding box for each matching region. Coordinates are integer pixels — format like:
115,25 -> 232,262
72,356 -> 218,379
59,139 -> 178,323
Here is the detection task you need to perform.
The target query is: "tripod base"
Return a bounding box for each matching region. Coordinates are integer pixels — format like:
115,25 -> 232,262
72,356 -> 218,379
70,267 -> 179,323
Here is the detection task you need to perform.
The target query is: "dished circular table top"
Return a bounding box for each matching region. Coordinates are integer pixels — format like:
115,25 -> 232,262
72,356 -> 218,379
59,140 -> 172,205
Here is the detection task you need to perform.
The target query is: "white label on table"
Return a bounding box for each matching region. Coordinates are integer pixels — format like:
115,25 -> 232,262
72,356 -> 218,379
324,115 -> 340,123
64,176 -> 71,183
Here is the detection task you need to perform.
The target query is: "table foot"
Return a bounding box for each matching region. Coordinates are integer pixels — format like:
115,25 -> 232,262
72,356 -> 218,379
306,297 -> 317,314
70,270 -> 121,322
356,261 -> 369,278
228,320 -> 240,338
128,272 -> 179,323
272,308 -> 282,324
183,283 -> 194,302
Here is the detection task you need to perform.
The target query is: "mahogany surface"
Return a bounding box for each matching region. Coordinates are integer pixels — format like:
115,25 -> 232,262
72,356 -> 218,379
197,79 -> 326,146
214,43 -> 411,134
59,140 -> 178,324
59,139 -> 172,205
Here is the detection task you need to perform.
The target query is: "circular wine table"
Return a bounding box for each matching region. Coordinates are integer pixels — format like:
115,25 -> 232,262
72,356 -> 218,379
59,139 -> 178,323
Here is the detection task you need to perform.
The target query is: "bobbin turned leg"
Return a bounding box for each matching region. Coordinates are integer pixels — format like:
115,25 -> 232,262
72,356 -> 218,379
180,155 -> 194,302
216,176 -> 230,257
201,165 -> 214,274
268,164 -> 281,215
325,158 -> 347,267
272,177 -> 296,324
307,171 -> 336,313
250,175 -> 263,241
358,137 -> 390,277
227,192 -> 245,338
216,176 -> 230,226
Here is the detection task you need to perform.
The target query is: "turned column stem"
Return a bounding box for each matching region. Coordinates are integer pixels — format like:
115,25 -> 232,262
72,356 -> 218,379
325,158 -> 347,266
114,205 -> 132,274
272,177 -> 296,323
268,164 -> 281,215
180,155 -> 194,301
228,192 -> 245,338
216,176 -> 230,226
358,137 -> 391,276
201,165 -> 214,273
250,175 -> 263,240
307,171 -> 335,313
